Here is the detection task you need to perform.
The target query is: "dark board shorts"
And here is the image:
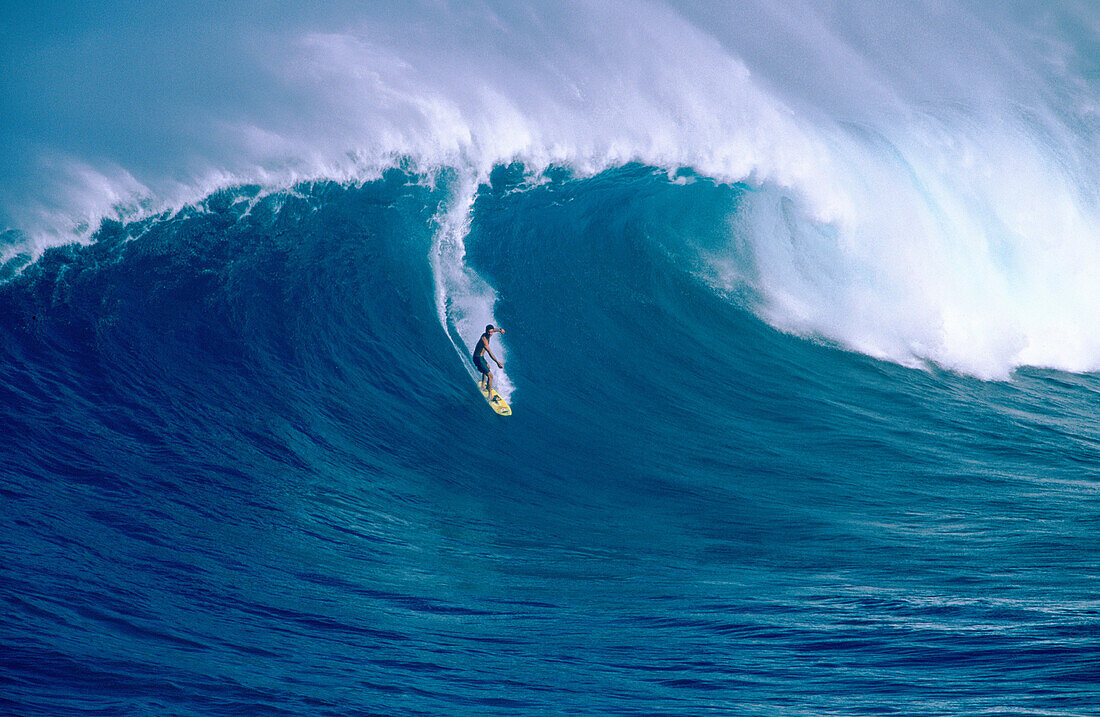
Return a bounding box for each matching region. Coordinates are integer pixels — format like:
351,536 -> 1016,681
473,353 -> 490,375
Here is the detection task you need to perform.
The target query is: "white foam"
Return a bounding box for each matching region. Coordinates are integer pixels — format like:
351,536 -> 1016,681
719,111 -> 1100,379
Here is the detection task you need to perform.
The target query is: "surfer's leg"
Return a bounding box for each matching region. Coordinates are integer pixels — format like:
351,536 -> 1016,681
475,355 -> 487,390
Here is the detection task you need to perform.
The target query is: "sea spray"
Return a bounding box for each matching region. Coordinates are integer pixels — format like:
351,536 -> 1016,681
430,173 -> 513,400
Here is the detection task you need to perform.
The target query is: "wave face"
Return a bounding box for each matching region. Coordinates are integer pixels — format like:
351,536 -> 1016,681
2,2 -> 1100,715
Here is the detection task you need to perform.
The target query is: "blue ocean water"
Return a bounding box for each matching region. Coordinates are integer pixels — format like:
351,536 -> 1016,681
2,169 -> 1098,715
3,2 -> 1100,715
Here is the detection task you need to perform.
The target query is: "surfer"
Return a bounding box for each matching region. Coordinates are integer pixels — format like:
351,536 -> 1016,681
473,324 -> 505,399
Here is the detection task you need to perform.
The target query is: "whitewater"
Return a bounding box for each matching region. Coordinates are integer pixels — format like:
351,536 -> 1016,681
2,1 -> 1098,715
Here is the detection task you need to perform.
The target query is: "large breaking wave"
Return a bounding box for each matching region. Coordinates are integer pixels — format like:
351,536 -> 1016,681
4,1 -> 1100,378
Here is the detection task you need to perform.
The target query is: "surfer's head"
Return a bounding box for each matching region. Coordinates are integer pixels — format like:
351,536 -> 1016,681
486,324 -> 495,333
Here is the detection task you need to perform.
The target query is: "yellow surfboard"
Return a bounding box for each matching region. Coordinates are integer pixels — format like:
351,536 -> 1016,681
479,384 -> 512,416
